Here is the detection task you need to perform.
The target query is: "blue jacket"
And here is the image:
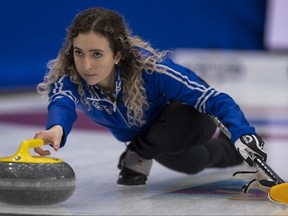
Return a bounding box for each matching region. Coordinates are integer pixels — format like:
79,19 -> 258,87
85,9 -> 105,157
46,57 -> 255,147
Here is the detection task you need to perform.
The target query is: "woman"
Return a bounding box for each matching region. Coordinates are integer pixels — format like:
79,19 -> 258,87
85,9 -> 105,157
34,7 -> 267,186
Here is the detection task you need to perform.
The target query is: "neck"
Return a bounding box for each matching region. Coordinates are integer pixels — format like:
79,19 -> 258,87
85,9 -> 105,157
98,69 -> 116,93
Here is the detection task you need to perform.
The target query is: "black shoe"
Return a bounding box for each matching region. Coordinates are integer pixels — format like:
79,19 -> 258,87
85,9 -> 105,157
117,167 -> 147,186
117,149 -> 152,186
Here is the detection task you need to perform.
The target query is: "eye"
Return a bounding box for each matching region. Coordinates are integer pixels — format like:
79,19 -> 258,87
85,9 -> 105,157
93,51 -> 102,58
74,50 -> 83,57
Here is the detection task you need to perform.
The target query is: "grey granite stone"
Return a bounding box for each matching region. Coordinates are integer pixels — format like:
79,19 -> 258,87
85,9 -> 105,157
0,162 -> 75,205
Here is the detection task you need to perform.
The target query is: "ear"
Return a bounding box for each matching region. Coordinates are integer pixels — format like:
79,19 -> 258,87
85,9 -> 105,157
114,51 -> 121,64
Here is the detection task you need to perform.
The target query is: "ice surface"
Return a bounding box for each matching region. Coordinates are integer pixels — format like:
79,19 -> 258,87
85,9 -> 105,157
0,93 -> 287,215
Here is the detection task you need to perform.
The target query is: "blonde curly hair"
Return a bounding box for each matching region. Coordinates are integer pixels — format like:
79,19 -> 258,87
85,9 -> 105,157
38,7 -> 168,127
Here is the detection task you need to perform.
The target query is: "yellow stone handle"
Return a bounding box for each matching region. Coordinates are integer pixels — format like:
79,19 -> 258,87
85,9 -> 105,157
0,139 -> 62,163
23,139 -> 45,148
15,139 -> 45,156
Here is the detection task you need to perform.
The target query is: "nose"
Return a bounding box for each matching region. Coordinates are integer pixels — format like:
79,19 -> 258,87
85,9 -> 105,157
83,57 -> 93,71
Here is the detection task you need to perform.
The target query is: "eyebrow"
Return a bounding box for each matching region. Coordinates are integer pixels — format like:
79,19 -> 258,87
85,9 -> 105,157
73,46 -> 104,52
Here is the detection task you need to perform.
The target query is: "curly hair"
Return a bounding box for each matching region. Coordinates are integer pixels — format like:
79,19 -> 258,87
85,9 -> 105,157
38,7 -> 168,127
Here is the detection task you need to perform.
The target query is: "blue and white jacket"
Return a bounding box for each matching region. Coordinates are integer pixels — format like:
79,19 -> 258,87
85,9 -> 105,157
46,56 -> 255,147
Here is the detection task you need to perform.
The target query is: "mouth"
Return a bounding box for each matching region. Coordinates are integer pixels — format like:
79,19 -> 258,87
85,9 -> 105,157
84,73 -> 97,77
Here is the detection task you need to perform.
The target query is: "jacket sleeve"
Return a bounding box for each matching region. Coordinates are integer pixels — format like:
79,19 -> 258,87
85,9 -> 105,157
46,75 -> 79,147
152,59 -> 255,143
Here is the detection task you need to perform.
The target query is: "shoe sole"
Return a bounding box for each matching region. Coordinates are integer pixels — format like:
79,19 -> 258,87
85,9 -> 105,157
116,183 -> 146,187
117,180 -> 146,186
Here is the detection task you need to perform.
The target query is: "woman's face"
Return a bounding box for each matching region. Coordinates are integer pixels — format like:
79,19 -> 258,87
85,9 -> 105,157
73,31 -> 121,88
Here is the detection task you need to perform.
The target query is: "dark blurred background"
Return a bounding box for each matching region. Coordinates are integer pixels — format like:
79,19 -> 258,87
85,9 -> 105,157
0,0 -> 286,91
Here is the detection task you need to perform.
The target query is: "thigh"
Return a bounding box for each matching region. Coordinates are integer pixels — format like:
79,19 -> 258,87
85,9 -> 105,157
146,102 -> 216,154
129,102 -> 217,159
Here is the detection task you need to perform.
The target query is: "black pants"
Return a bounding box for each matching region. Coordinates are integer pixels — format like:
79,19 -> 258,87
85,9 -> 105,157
128,102 -> 242,174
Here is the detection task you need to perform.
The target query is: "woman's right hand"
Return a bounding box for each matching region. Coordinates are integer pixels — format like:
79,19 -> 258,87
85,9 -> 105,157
33,125 -> 63,156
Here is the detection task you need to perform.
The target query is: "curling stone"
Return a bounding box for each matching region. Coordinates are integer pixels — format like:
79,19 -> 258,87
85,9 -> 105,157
0,139 -> 76,205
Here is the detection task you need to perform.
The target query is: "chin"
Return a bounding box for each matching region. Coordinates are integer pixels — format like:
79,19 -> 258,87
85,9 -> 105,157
86,80 -> 98,85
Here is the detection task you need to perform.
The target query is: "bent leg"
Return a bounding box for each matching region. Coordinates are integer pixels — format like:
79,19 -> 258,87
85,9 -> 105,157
129,102 -> 216,159
119,102 -> 242,184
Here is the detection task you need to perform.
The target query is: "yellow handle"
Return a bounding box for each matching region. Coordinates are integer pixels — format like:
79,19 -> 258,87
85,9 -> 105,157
15,139 -> 45,156
23,139 -> 45,148
0,139 -> 62,163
